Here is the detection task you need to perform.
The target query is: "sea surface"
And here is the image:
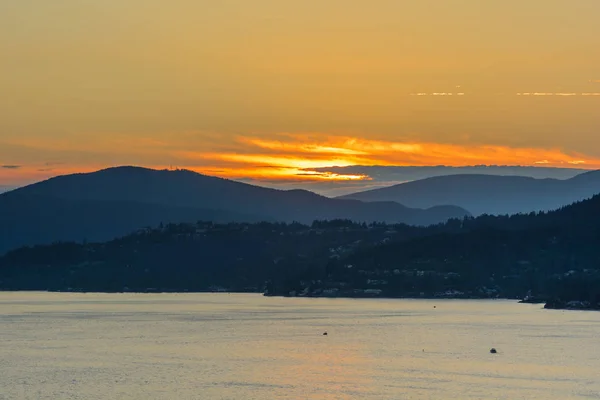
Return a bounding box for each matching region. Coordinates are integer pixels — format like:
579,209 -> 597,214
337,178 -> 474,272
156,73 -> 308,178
0,293 -> 599,400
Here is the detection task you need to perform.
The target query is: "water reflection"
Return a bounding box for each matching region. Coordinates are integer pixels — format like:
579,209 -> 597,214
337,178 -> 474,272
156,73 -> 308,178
0,293 -> 599,399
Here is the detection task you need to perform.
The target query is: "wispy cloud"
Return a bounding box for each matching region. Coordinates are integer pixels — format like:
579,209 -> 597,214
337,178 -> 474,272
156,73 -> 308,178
408,89 -> 600,97
1,165 -> 21,169
3,132 -> 600,186
410,91 -> 600,97
237,137 -> 368,156
410,93 -> 465,96
517,92 -> 600,96
175,134 -> 600,181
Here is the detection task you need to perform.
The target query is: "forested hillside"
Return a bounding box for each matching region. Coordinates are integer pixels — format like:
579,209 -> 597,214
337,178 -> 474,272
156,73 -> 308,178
2,195 -> 600,310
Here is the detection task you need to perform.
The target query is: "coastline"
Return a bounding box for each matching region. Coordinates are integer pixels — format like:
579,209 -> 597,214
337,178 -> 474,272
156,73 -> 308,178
1,288 -> 597,311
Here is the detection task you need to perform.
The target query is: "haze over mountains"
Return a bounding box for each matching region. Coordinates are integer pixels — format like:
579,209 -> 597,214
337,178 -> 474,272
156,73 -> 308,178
3,182 -> 600,309
0,167 -> 468,254
263,166 -> 590,196
3,164 -> 600,256
340,171 -> 600,216
269,190 -> 600,307
3,165 -> 600,308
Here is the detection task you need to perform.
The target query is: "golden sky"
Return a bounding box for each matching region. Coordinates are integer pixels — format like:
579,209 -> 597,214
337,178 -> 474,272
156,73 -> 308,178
1,0 -> 599,186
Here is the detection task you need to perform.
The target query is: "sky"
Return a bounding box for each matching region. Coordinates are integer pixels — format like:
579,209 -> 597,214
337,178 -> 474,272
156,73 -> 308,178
1,0 -> 599,188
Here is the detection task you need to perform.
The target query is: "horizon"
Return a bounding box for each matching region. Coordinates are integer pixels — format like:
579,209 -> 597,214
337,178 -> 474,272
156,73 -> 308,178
3,3 -> 600,398
1,163 -> 595,197
2,1 -> 600,188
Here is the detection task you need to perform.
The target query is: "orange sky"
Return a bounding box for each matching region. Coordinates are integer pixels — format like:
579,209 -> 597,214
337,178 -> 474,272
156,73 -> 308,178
2,132 -> 600,186
1,1 -> 600,186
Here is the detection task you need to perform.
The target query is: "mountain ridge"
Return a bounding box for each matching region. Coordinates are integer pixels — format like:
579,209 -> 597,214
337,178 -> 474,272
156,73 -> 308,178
3,190 -> 600,309
0,166 -> 469,254
339,171 -> 600,216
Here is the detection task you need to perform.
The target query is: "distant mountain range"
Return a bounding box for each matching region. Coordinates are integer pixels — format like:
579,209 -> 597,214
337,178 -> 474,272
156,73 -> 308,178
3,180 -> 600,310
293,165 -> 589,196
0,166 -> 468,254
270,189 -> 600,308
339,171 -> 600,216
0,185 -> 15,194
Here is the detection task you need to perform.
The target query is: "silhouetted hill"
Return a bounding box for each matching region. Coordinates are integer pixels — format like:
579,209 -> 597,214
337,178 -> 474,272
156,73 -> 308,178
0,167 -> 469,254
267,194 -> 600,308
300,165 -> 589,196
339,172 -> 600,216
0,192 -> 266,255
14,167 -> 467,224
0,220 -> 431,292
3,195 -> 600,309
0,185 -> 15,194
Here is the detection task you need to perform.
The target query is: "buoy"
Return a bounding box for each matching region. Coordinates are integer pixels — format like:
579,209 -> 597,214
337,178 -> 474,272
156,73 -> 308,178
490,348 -> 497,354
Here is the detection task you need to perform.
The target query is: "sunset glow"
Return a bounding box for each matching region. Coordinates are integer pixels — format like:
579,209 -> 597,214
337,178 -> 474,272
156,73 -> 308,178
1,1 -> 600,187
3,132 -> 600,186
191,136 -> 600,181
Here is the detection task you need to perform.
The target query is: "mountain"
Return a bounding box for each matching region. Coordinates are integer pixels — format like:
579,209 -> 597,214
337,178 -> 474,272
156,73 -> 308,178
267,194 -> 600,307
314,165 -> 589,182
339,171 -> 600,216
0,220 -> 431,293
0,185 -> 15,194
2,195 -> 600,309
296,165 -> 589,196
0,167 -> 469,254
0,191 -> 267,255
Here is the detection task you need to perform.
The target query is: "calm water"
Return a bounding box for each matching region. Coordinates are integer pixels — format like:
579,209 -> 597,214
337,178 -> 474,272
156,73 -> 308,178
1,293 -> 599,399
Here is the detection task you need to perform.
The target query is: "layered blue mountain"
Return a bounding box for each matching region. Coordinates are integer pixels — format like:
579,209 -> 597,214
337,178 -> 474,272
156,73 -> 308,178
339,171 -> 600,216
0,167 -> 468,254
3,182 -> 600,307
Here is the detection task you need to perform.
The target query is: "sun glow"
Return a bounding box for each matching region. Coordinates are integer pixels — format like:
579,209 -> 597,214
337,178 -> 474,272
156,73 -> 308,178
175,134 -> 600,182
197,166 -> 368,182
4,132 -> 600,186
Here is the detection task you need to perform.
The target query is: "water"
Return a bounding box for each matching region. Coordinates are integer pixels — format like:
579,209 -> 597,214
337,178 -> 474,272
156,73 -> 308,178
1,293 -> 599,399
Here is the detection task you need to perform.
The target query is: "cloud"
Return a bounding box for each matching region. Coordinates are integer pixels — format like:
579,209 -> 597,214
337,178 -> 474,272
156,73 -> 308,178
517,93 -> 586,96
1,165 -> 21,169
4,131 -> 600,188
173,134 -> 600,183
237,137 -> 368,156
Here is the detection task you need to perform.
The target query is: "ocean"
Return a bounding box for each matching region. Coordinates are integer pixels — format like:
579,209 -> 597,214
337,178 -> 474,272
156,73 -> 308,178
1,293 -> 599,399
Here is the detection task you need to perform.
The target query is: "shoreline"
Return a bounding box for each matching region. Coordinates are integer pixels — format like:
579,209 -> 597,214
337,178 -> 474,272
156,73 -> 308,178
2,289 -> 598,311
